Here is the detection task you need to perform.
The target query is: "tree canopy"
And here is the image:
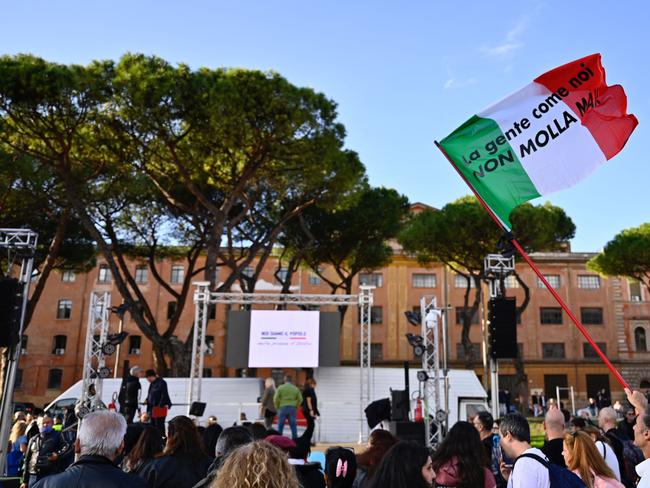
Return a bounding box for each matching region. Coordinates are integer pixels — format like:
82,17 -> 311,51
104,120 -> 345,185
588,222 -> 650,293
399,196 -> 575,377
0,53 -> 367,374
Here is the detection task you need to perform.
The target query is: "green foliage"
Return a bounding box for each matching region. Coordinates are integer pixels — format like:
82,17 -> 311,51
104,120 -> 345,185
283,186 -> 410,293
0,53 -> 368,372
588,223 -> 650,293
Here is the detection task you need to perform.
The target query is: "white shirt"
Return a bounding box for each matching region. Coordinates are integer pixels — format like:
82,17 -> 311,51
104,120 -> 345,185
595,440 -> 621,481
637,457 -> 650,488
508,447 -> 550,488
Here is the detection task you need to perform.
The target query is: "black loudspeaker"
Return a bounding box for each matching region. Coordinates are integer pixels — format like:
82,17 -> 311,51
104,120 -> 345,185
189,401 -> 206,416
390,389 -> 409,422
0,278 -> 23,348
365,398 -> 391,428
489,296 -> 517,359
388,421 -> 425,445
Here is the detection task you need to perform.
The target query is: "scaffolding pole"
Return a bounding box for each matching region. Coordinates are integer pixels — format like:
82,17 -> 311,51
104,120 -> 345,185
0,229 -> 38,475
190,284 -> 374,441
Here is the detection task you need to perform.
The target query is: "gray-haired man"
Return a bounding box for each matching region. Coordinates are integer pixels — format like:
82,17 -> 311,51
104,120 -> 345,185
31,410 -> 146,488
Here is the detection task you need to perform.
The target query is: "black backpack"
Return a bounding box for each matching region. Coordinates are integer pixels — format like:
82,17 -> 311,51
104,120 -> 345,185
513,453 -> 587,488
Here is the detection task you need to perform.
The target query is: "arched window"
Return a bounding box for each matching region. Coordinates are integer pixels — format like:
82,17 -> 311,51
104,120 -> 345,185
635,327 -> 647,352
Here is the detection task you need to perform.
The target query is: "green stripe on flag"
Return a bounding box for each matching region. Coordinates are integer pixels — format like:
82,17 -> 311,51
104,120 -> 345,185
440,115 -> 541,227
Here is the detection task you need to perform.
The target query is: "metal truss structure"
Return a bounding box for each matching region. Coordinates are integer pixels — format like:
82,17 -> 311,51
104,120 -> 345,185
418,295 -> 449,448
483,254 -> 515,419
190,283 -> 375,441
0,229 -> 38,475
78,292 -> 112,418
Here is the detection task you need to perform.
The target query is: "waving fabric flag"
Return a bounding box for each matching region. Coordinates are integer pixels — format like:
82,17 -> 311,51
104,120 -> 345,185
439,53 -> 638,229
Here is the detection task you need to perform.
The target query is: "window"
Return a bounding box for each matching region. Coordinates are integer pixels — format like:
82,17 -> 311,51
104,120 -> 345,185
52,335 -> 67,355
456,343 -> 481,361
542,343 -> 565,359
581,307 -> 603,325
56,299 -> 72,319
208,304 -> 216,320
537,274 -> 561,289
61,270 -> 75,282
276,268 -> 290,283
359,306 -> 383,324
635,327 -> 647,352
630,281 -> 643,302
128,335 -> 141,355
583,342 -> 607,358
308,272 -> 321,285
98,264 -> 111,283
47,369 -> 63,389
540,307 -> 562,325
358,343 -> 383,361
359,273 -> 383,288
170,265 -> 184,284
454,275 -> 475,288
504,275 -> 520,289
455,307 -> 479,325
135,265 -> 148,284
203,368 -> 212,378
205,335 -> 215,355
578,275 -> 601,289
412,273 -> 436,288
15,369 -> 23,389
167,301 -> 177,320
20,335 -> 28,354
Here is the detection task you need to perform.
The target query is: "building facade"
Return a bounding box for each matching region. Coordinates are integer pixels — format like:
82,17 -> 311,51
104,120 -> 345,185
14,250 -> 650,408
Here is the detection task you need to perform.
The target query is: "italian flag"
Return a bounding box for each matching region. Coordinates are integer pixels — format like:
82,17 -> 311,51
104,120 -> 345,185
439,54 -> 638,229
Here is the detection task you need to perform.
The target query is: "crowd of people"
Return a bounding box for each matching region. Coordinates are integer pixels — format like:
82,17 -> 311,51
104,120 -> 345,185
6,378 -> 650,488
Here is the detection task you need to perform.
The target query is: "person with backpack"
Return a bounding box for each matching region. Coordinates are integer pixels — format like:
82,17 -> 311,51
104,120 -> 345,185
562,431 -> 624,488
499,412 -> 586,488
598,407 -> 641,487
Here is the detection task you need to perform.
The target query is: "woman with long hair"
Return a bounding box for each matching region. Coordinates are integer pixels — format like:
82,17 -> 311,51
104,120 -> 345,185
562,431 -> 624,488
325,447 -> 357,488
260,377 -> 277,429
432,421 -> 496,488
211,440 -> 300,488
6,420 -> 28,476
579,424 -> 621,482
123,426 -> 163,474
431,421 -> 496,488
139,415 -> 211,488
366,441 -> 435,488
352,429 -> 397,488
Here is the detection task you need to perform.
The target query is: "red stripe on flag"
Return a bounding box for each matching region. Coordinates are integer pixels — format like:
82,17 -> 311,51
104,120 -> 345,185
535,53 -> 637,160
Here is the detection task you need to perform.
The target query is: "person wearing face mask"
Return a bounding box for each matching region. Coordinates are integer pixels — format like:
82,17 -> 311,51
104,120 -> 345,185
20,415 -> 68,487
30,410 -> 147,488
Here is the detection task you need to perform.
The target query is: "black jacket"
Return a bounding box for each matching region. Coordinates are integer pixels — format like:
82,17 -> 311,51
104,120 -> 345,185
23,430 -> 68,480
294,462 -> 326,488
139,452 -> 211,488
145,377 -> 172,412
119,375 -> 142,407
30,455 -> 147,488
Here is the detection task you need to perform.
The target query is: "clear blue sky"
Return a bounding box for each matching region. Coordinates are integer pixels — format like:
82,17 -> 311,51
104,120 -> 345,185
2,0 -> 647,252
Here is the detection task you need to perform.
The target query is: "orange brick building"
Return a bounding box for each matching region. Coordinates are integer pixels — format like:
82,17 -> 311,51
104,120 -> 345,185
14,249 -> 650,409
